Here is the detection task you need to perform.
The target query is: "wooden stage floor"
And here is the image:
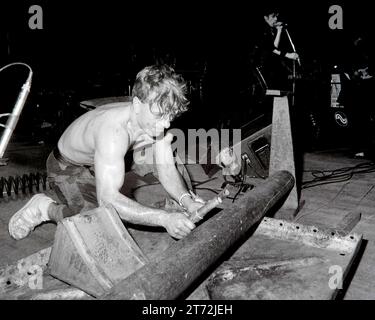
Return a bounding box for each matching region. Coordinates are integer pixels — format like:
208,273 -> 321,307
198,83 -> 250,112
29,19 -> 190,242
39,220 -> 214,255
1,142 -> 375,299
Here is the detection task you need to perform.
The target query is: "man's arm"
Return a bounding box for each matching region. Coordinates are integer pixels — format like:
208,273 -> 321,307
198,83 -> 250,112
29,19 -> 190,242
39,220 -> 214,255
272,25 -> 299,61
273,24 -> 283,52
154,132 -> 205,213
94,127 -> 195,239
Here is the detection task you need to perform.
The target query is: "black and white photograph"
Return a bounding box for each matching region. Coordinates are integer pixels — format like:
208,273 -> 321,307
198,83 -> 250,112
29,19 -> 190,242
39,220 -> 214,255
0,0 -> 374,308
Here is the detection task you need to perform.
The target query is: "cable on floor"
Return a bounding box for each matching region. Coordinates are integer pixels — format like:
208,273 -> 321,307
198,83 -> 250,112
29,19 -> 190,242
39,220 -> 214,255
302,161 -> 375,189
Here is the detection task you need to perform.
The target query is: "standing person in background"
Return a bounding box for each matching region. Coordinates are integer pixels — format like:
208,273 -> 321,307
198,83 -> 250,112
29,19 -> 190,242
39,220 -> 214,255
250,5 -> 300,92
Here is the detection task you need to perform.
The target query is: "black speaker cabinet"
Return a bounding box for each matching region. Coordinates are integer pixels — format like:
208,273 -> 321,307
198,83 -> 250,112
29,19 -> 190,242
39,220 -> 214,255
236,124 -> 272,178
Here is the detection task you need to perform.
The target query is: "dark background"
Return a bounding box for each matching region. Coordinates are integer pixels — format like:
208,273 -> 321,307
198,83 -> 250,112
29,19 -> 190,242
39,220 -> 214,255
0,1 -> 373,147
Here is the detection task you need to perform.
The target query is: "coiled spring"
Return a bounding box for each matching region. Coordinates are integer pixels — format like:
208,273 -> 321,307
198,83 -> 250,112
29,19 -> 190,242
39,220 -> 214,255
0,172 -> 48,198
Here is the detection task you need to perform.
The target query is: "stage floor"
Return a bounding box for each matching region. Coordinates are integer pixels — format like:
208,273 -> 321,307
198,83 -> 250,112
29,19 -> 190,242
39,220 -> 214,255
1,141 -> 375,299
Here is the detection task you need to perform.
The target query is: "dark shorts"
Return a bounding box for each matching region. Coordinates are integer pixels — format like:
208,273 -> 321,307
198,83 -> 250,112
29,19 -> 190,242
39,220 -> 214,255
46,148 -> 97,215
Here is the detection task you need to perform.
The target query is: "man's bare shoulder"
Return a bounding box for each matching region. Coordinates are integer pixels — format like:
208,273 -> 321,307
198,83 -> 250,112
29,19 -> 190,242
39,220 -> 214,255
96,117 -> 130,143
95,101 -> 132,111
92,104 -> 132,153
74,101 -> 132,125
58,102 -> 133,164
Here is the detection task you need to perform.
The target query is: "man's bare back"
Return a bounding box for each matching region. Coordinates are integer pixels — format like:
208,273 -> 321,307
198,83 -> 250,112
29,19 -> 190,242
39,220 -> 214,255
57,102 -> 154,165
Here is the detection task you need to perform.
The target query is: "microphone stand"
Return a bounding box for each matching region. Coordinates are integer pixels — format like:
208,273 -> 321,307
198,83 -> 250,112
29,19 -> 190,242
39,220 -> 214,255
284,27 -> 300,107
0,62 -> 33,164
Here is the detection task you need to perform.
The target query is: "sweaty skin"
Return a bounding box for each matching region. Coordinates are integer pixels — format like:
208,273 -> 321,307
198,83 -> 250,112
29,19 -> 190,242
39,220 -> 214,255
58,99 -> 202,239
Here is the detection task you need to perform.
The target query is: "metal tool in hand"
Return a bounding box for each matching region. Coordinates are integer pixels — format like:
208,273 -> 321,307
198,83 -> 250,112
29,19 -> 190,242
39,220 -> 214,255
189,188 -> 230,224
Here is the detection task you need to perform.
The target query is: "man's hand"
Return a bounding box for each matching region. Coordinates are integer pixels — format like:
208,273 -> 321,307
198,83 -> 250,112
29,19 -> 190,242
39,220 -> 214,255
185,198 -> 206,216
285,52 -> 299,61
276,24 -> 283,31
180,192 -> 206,216
162,212 -> 196,239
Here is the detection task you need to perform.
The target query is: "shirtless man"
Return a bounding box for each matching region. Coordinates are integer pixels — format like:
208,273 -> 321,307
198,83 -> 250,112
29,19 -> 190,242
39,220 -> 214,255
8,65 -> 205,240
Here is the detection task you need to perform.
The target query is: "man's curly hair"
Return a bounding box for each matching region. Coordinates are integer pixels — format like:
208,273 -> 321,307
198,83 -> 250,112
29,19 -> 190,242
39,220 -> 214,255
131,64 -> 189,120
